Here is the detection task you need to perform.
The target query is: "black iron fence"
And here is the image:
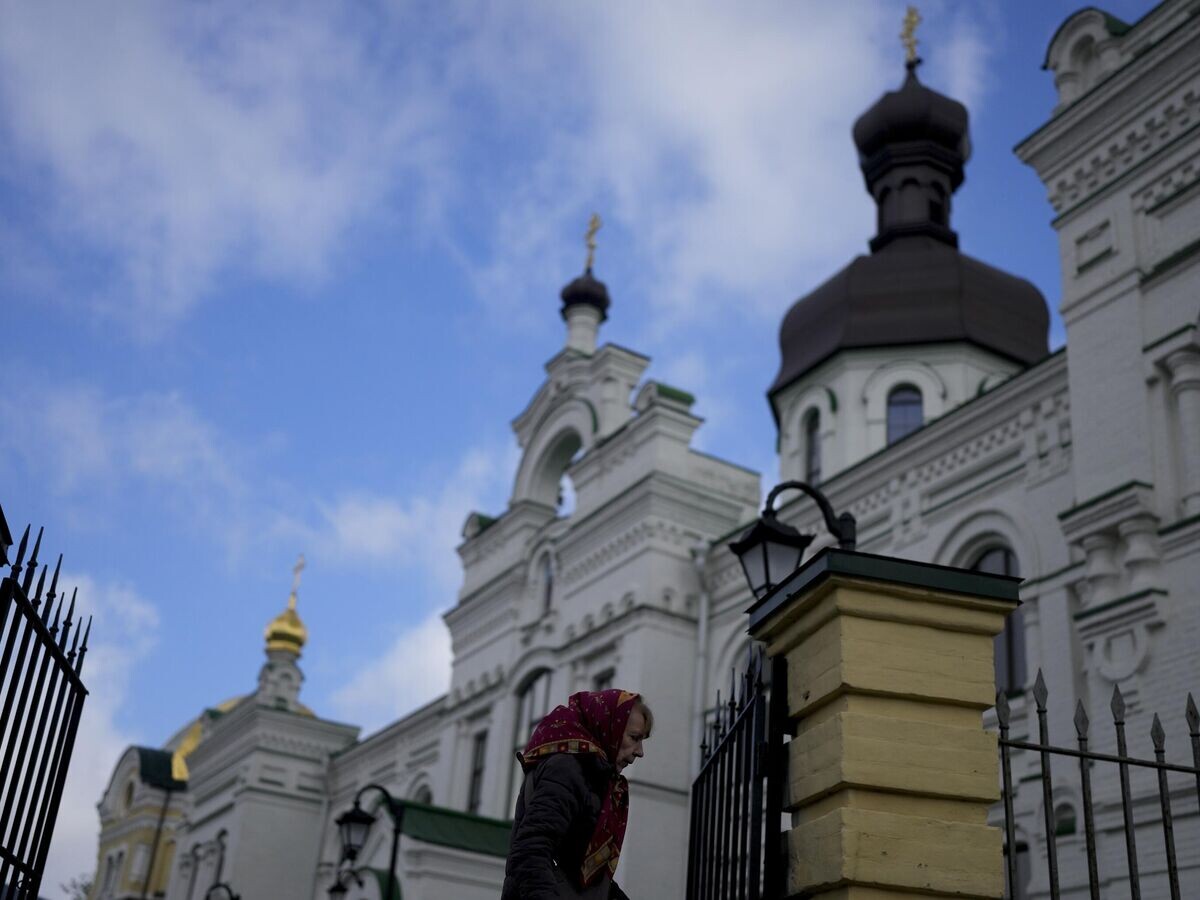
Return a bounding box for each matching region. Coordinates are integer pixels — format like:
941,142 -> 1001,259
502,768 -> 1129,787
0,504 -> 91,899
997,670 -> 1199,900
686,648 -> 787,900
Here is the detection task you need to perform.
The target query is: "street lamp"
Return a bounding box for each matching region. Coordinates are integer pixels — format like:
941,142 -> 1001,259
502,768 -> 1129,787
334,784 -> 405,900
205,884 -> 240,900
327,866 -> 365,899
729,480 -> 856,600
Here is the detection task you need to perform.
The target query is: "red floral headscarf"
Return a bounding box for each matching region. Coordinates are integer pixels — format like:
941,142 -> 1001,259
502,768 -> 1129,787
517,689 -> 641,885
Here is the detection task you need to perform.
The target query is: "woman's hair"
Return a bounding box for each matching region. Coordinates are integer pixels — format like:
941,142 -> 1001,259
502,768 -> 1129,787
633,698 -> 654,737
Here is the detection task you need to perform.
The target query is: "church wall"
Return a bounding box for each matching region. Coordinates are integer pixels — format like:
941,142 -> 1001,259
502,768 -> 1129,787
775,343 -> 1024,486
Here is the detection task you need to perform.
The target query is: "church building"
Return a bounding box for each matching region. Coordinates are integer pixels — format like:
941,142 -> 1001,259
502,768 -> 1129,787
88,1 -> 1200,897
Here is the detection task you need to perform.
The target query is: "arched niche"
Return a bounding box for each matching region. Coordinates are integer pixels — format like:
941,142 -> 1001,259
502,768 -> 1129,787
861,359 -> 948,445
933,506 -> 1040,577
511,399 -> 595,507
779,383 -> 837,483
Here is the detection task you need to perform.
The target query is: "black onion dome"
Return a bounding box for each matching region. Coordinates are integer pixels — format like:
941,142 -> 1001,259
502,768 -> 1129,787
853,64 -> 971,188
768,62 -> 1048,407
560,268 -> 610,322
769,237 -> 1049,400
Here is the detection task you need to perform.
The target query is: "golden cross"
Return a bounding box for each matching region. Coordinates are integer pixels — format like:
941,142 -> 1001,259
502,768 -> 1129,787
901,5 -> 922,64
585,213 -> 602,271
291,553 -> 306,595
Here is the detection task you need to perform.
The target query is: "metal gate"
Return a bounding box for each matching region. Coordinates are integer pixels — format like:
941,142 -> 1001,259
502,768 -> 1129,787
997,670 -> 1200,899
686,648 -> 787,900
0,504 -> 91,899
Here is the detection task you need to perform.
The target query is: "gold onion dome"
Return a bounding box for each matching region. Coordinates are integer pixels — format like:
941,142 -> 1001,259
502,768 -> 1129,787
265,554 -> 308,654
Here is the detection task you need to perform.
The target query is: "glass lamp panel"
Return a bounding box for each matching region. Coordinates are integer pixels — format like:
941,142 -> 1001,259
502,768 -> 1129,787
337,809 -> 373,861
765,539 -> 802,589
738,545 -> 768,598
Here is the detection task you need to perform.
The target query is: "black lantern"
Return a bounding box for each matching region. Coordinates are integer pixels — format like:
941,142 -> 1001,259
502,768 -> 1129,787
327,878 -> 349,899
336,803 -> 376,862
205,885 -> 240,900
730,480 -> 856,600
728,512 -> 814,600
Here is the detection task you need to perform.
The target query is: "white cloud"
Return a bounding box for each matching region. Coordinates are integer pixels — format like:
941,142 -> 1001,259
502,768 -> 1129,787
1,0 -> 1010,339
41,574 -> 160,900
316,441 -> 519,592
329,610 -> 452,735
0,1 -> 445,333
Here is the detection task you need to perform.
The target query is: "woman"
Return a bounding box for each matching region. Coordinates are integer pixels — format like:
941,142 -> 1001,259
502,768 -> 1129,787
502,689 -> 652,900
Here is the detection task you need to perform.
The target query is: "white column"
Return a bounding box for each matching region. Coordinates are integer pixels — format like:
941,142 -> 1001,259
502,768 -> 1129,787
1165,348 -> 1200,516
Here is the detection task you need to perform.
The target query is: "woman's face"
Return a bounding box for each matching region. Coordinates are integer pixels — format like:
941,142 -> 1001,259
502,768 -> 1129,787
616,708 -> 649,771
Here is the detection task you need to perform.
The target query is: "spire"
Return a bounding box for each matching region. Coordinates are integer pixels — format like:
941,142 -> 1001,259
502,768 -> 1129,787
852,7 -> 969,252
560,213 -> 611,354
264,553 -> 308,656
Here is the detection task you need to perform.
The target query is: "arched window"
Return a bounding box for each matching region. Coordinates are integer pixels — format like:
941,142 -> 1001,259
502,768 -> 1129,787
929,183 -> 947,226
886,384 -> 923,444
411,783 -> 433,805
804,409 -> 821,485
540,554 -> 554,614
510,670 -> 554,809
124,779 -> 135,812
971,546 -> 1026,694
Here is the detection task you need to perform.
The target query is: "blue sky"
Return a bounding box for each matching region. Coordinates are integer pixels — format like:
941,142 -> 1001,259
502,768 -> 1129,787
0,0 -> 1155,891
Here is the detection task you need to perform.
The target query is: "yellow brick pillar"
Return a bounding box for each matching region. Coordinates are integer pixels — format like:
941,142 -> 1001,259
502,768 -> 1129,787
747,548 -> 1019,900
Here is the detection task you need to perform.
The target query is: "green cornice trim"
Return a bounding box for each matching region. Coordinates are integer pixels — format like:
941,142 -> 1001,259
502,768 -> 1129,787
400,800 -> 513,858
1076,246 -> 1114,274
1073,588 -> 1167,621
1144,177 -> 1200,216
1018,561 -> 1083,589
655,383 -> 696,406
1142,236 -> 1200,286
1057,480 -> 1152,521
1160,512 -> 1200,536
747,548 -> 1021,633
1143,323 -> 1197,354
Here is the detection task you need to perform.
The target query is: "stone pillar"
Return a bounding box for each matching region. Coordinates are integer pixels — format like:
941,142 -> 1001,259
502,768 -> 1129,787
748,549 -> 1019,899
564,304 -> 601,354
1164,347 -> 1200,516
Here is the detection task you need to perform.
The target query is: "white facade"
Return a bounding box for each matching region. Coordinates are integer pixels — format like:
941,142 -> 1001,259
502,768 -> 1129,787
90,3 -> 1200,898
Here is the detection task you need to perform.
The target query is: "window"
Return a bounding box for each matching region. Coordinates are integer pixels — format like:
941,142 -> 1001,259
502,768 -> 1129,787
593,668 -> 615,692
541,554 -> 554,613
511,670 -> 554,809
803,409 -> 821,485
411,784 -> 433,805
886,384 -> 923,444
467,730 -> 488,814
972,546 -> 1026,694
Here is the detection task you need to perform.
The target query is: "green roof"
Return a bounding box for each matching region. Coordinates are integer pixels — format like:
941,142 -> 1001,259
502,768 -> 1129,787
402,801 -> 512,858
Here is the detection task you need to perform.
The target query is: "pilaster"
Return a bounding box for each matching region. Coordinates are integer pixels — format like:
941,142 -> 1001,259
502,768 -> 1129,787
748,550 -> 1018,899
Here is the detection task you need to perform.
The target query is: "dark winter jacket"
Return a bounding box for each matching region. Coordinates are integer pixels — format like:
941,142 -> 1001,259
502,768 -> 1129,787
501,753 -> 631,900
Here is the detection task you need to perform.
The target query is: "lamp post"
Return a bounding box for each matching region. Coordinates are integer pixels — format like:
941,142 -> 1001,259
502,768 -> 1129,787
327,866 -> 365,899
334,784 -> 405,900
728,480 -> 856,600
204,884 -> 240,900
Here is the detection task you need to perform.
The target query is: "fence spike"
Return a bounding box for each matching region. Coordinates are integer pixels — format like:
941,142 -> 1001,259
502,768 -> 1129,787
1074,699 -> 1090,738
48,592 -> 64,639
21,526 -> 44,592
32,564 -> 48,610
1111,683 -> 1127,724
1187,694 -> 1199,735
1033,669 -> 1049,709
11,524 -> 31,573
47,552 -> 62,605
59,587 -> 77,650
1151,714 -> 1166,752
995,690 -> 1010,727
0,501 -> 11,565
75,616 -> 93,673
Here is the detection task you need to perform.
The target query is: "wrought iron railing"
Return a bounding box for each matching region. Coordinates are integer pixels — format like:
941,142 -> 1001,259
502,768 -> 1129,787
0,504 -> 91,899
997,670 -> 1199,900
686,648 -> 787,900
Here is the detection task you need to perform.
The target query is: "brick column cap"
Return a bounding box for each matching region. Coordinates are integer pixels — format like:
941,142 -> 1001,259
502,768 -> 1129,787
746,547 -> 1021,635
